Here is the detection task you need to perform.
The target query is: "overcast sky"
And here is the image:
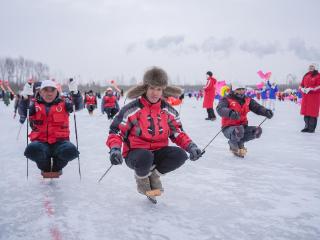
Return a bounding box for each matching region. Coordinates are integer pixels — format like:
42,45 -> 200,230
1,0 -> 319,85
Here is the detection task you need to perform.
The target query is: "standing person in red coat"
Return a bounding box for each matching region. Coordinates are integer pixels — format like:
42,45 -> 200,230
203,71 -> 217,120
106,67 -> 202,200
300,63 -> 320,133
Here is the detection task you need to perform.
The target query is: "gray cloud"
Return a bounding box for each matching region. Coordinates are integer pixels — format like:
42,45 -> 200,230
239,41 -> 280,58
145,35 -> 185,50
126,43 -> 137,54
201,37 -> 235,55
288,38 -> 320,61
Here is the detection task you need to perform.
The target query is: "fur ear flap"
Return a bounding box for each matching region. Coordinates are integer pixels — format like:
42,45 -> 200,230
126,85 -> 147,99
163,85 -> 183,98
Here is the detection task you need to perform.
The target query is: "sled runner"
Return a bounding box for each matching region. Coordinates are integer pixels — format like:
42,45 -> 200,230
41,171 -> 62,179
145,189 -> 162,204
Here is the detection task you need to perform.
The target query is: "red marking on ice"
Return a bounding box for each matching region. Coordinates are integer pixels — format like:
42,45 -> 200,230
50,227 -> 62,240
44,196 -> 54,216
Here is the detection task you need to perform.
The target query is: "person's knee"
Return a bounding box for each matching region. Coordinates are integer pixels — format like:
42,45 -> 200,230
231,126 -> 244,141
254,126 -> 262,138
24,142 -> 49,162
134,150 -> 153,169
157,148 -> 188,174
55,142 -> 79,161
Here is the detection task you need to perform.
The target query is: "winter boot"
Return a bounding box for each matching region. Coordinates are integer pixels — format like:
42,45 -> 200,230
135,175 -> 152,195
239,147 -> 247,157
149,169 -> 164,192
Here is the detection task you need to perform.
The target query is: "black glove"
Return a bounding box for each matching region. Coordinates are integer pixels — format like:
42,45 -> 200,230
229,110 -> 240,120
110,148 -> 123,165
187,142 -> 202,161
265,109 -> 273,119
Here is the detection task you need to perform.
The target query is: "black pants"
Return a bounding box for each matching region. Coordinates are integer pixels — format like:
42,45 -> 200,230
104,107 -> 119,119
125,146 -> 188,177
24,141 -> 79,172
206,108 -> 216,119
87,104 -> 96,113
304,116 -> 318,131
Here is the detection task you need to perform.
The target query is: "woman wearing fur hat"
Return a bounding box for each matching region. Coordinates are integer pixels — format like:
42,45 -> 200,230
299,63 -> 320,133
203,71 -> 217,120
106,67 -> 202,200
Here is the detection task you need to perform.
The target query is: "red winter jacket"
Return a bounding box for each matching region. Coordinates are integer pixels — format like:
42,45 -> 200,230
103,95 -> 117,108
85,95 -> 97,106
29,101 -> 70,144
203,76 -> 216,108
221,98 -> 251,127
106,96 -> 192,157
300,71 -> 320,117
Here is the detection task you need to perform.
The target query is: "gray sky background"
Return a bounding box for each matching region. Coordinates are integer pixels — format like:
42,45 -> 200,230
1,0 -> 319,85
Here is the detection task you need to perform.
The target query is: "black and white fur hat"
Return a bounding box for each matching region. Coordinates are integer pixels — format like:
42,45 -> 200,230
126,67 -> 183,99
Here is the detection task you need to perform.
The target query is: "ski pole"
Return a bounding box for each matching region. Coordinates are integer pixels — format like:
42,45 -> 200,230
258,117 -> 268,127
178,102 -> 182,115
16,122 -> 23,141
98,164 -> 113,183
200,128 -> 223,155
73,107 -> 82,180
26,108 -> 29,179
123,96 -> 128,105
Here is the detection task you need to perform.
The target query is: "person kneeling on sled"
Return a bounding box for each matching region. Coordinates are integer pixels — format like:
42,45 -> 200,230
106,67 -> 202,197
216,83 -> 273,158
24,80 -> 83,177
101,87 -> 119,119
84,90 -> 97,115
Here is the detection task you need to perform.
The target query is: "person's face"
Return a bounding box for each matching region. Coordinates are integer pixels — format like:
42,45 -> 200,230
309,65 -> 315,71
146,85 -> 163,103
40,87 -> 58,103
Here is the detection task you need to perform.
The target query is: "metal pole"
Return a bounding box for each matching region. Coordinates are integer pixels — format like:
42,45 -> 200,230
73,108 -> 82,180
26,108 -> 29,179
98,165 -> 113,183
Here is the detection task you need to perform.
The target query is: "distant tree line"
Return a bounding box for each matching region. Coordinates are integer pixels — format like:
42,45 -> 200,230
0,56 -> 50,84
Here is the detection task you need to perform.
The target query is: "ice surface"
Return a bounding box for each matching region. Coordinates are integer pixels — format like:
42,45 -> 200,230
0,98 -> 319,240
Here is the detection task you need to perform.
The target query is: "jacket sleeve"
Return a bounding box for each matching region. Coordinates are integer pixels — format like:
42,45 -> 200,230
65,91 -> 84,113
216,97 -> 232,118
165,104 -> 192,150
101,97 -> 105,113
18,98 -> 32,124
28,101 -> 36,129
106,101 -> 137,150
249,98 -> 269,116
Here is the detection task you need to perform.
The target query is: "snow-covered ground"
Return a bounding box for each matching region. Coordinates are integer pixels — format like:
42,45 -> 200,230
0,98 -> 319,240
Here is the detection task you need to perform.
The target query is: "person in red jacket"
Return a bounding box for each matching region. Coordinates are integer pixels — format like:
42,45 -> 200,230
101,87 -> 119,119
84,90 -> 97,115
203,71 -> 217,120
106,67 -> 202,198
299,63 -> 320,133
217,83 -> 273,158
24,80 -> 83,177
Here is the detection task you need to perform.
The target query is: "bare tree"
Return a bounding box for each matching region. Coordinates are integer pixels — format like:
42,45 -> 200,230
0,58 -> 7,80
5,58 -> 15,82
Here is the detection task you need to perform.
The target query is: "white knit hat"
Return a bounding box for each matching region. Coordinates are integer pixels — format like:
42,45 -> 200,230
40,80 -> 57,90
